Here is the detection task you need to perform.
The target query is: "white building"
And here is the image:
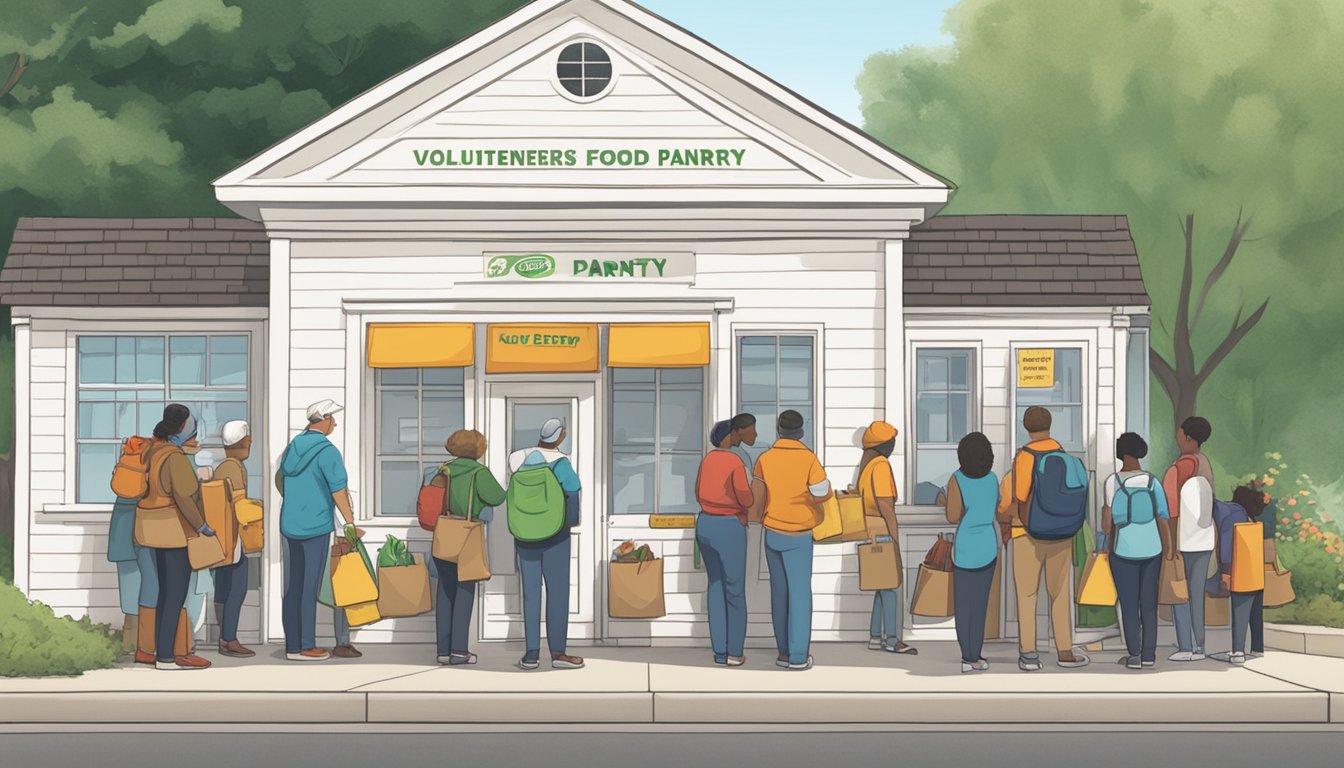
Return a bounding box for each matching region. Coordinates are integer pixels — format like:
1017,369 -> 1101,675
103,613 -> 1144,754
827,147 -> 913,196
1,0 -> 1150,648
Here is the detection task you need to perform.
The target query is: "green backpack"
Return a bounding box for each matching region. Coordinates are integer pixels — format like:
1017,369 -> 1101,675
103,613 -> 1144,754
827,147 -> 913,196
507,463 -> 566,542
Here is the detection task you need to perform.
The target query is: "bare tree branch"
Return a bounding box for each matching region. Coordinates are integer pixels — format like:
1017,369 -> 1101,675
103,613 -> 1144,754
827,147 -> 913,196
0,53 -> 27,100
1195,298 -> 1270,387
1173,213 -> 1198,388
1150,348 -> 1180,402
1190,209 -> 1253,337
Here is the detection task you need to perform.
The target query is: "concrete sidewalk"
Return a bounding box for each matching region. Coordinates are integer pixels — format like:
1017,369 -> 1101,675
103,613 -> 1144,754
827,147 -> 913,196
0,642 -> 1340,725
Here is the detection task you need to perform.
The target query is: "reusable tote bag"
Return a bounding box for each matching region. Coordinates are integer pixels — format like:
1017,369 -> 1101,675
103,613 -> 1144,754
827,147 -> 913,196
812,493 -> 867,544
609,558 -> 667,619
1158,552 -> 1190,605
1263,558 -> 1296,608
432,470 -> 484,563
1075,549 -> 1118,606
857,469 -> 902,591
910,534 -> 955,617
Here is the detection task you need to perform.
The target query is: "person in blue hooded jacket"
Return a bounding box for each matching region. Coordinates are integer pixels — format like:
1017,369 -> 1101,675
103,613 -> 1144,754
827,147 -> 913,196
277,399 -> 361,662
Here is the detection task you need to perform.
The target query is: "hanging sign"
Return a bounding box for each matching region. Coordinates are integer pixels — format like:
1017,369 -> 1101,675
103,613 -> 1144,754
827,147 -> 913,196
485,323 -> 599,374
484,252 -> 694,282
649,515 -> 697,529
1017,349 -> 1056,388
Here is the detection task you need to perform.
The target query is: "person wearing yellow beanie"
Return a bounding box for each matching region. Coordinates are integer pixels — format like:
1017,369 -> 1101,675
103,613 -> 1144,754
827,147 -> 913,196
856,421 -> 917,655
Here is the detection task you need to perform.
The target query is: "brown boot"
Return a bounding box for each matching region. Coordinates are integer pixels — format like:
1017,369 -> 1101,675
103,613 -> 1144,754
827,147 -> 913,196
135,606 -> 157,665
121,614 -> 139,656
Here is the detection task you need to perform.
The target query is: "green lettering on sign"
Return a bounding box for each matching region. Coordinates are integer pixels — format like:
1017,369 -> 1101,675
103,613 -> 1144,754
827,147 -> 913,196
486,254 -> 556,279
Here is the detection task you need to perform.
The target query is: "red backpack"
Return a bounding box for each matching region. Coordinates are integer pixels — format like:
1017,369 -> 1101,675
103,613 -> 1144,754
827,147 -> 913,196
416,466 -> 451,532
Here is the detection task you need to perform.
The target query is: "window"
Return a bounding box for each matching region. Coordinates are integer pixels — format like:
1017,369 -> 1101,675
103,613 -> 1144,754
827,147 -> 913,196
736,335 -> 816,468
1015,347 -> 1084,453
76,335 -> 252,503
610,368 -> 704,515
1126,330 -> 1149,436
914,349 -> 975,505
557,41 -> 613,98
374,368 -> 466,517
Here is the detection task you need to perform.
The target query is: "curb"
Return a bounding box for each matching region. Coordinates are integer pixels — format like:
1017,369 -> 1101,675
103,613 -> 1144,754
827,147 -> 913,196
1264,624 -> 1344,659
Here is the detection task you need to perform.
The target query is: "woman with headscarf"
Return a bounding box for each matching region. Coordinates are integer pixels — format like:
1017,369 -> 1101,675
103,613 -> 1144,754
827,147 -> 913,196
133,404 -> 214,670
856,421 -> 917,655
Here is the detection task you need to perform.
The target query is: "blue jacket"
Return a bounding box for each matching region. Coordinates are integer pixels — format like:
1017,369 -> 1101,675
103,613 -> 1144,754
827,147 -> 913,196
278,430 -> 348,540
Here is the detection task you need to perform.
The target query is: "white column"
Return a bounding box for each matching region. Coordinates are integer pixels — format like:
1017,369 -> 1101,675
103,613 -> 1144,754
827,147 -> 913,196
12,317 -> 31,596
883,239 -> 908,491
264,238 -> 291,643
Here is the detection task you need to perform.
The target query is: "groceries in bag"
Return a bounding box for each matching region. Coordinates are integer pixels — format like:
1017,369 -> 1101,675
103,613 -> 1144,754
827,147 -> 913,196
911,534 -> 955,617
611,540 -> 655,563
376,536 -> 432,619
609,540 -> 666,619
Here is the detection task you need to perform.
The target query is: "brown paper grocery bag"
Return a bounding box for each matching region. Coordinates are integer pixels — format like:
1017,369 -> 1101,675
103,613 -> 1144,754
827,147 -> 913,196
609,559 -> 667,619
910,563 -> 955,617
1205,593 -> 1230,627
456,525 -> 492,583
1159,553 -> 1189,605
377,554 -> 433,618
858,541 -> 902,591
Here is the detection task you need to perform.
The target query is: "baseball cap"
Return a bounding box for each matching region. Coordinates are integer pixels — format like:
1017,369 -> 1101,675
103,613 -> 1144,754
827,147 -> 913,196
306,399 -> 344,422
539,417 -> 566,443
221,420 -> 250,447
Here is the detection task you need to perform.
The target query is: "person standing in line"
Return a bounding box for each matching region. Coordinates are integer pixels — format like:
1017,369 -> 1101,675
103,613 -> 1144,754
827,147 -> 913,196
431,429 -> 506,666
1163,416 -> 1216,662
1210,483 -> 1270,665
211,420 -> 255,658
729,412 -> 758,469
134,405 -> 214,670
748,410 -> 831,671
996,406 -> 1091,671
941,433 -> 1002,674
509,418 -> 585,670
695,420 -> 754,667
277,400 -> 361,662
1102,432 -> 1172,670
855,421 -> 916,655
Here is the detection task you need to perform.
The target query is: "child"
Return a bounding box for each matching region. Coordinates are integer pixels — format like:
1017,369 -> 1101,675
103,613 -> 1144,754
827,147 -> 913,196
1211,482 -> 1269,665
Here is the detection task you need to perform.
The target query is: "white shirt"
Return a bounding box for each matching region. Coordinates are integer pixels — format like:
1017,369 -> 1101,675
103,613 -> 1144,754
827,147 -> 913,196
1177,475 -> 1215,552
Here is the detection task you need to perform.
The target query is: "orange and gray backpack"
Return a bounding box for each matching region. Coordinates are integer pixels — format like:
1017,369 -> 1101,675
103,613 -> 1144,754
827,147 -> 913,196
110,436 -> 155,500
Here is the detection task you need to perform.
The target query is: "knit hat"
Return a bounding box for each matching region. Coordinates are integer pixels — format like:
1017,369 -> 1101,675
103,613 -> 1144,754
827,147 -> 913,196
709,420 -> 733,448
539,417 -> 566,443
862,421 -> 898,449
777,410 -> 805,439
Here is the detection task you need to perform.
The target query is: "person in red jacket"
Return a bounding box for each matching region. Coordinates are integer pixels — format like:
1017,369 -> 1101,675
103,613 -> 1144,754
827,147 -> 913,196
695,420 -> 755,666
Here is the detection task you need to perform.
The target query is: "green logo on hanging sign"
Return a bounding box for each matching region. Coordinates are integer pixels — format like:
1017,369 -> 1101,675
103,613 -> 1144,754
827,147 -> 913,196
487,254 -> 556,280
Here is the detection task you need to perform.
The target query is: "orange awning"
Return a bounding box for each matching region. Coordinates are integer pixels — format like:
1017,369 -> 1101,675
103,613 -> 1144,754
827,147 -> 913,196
608,323 -> 710,368
366,323 -> 474,368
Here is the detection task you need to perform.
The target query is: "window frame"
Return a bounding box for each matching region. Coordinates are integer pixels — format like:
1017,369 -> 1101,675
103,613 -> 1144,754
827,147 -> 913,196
552,39 -> 618,103
732,329 -> 823,466
910,346 -> 979,506
1125,329 -> 1150,436
370,367 -> 468,519
607,367 -> 706,517
70,330 -> 257,506
1009,343 -> 1089,457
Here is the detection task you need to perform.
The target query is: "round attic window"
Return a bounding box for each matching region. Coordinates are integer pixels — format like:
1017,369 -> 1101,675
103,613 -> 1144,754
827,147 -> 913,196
556,42 -> 613,99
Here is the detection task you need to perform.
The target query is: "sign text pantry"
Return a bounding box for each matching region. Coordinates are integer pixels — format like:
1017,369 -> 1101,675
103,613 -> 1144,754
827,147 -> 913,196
412,146 -> 749,168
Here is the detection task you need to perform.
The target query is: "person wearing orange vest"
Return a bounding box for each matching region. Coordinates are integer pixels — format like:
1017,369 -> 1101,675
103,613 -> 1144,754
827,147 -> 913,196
854,421 -> 916,655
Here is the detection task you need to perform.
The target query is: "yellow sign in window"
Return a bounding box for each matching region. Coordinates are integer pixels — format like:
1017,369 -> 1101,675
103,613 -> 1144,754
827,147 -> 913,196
486,323 -> 599,374
1017,349 -> 1056,388
608,323 -> 710,368
367,323 -> 474,368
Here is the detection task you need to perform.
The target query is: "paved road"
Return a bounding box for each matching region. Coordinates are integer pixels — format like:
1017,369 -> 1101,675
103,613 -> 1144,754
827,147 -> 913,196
1,729 -> 1340,768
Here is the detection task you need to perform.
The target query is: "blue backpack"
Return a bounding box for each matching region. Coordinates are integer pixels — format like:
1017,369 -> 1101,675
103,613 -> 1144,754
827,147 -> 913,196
1109,472 -> 1159,543
1023,446 -> 1090,540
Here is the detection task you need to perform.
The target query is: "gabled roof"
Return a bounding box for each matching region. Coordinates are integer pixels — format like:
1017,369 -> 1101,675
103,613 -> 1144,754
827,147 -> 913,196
214,0 -> 951,213
905,215 -> 1149,308
0,217 -> 268,308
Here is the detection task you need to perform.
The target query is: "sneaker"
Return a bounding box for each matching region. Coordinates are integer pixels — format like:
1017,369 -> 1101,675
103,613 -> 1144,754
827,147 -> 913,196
961,658 -> 990,674
881,641 -> 919,655
1057,650 -> 1091,669
449,652 -> 478,666
155,655 -> 211,670
725,655 -> 746,667
551,653 -> 585,669
776,653 -> 790,669
218,640 -> 256,659
785,656 -> 814,671
1142,660 -> 1156,668
287,648 -> 330,662
1249,651 -> 1265,659
1229,652 -> 1247,665
1118,655 -> 1143,670
518,655 -> 540,670
331,644 -> 362,659
868,638 -> 884,651
1018,653 -> 1043,672
1168,650 -> 1205,662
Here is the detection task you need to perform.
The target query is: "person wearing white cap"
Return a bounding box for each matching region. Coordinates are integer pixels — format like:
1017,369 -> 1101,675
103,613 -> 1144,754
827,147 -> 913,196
277,399 -> 362,662
507,417 -> 584,670
210,420 -> 255,658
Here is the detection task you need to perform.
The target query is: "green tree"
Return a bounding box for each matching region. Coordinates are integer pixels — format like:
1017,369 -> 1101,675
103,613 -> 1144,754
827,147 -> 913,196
859,0 -> 1344,482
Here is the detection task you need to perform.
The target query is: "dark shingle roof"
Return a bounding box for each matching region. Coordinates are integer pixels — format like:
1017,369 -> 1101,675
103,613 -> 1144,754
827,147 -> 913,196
0,217 -> 268,307
906,215 -> 1149,308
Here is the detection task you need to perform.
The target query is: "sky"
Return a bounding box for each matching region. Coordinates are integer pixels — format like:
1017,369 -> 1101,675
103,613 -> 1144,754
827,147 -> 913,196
635,0 -> 958,125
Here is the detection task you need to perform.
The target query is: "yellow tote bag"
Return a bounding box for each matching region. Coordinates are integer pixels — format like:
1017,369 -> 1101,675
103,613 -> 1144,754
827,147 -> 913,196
1076,551 -> 1118,606
332,551 -> 379,607
345,600 -> 382,627
812,494 -> 866,543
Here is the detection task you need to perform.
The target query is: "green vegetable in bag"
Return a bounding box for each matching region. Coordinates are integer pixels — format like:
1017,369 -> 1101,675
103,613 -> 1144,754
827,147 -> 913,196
377,534 -> 415,568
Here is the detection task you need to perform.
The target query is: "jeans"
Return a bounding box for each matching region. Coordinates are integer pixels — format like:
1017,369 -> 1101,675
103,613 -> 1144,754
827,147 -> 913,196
696,514 -> 748,661
868,536 -> 904,643
953,561 -> 996,663
212,556 -> 248,643
433,557 -> 477,657
764,529 -> 814,665
151,547 -> 191,663
1112,554 -> 1160,662
517,533 -> 571,659
282,534 -> 326,653
1172,550 -> 1213,654
1231,590 -> 1265,654
136,545 -> 159,609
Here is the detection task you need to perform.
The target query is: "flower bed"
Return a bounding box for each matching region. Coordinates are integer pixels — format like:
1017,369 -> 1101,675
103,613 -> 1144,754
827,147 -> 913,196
1255,454 -> 1344,628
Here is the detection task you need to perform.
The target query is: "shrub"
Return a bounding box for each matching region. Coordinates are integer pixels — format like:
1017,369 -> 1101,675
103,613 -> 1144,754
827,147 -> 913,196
0,580 -> 120,677
0,532 -> 12,584
1249,454 -> 1344,628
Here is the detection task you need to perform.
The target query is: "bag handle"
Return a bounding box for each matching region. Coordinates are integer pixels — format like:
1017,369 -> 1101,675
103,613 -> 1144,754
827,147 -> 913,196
862,460 -> 886,545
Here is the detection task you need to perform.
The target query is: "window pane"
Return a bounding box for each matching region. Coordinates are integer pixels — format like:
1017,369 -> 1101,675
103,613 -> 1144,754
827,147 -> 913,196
209,336 -> 248,386
1127,332 -> 1148,435
613,368 -> 655,385
511,402 -> 573,455
78,337 -> 116,385
115,337 -> 137,384
738,337 -> 777,405
77,444 -> 117,503
137,402 -> 163,436
1015,405 -> 1083,452
949,392 -> 970,439
659,388 -> 703,452
611,452 -> 655,515
949,351 -> 970,390
921,353 -> 949,390
379,368 -> 417,386
660,368 -> 702,386
169,337 -> 206,386
422,367 -> 465,387
78,401 -> 135,439
611,387 -> 655,450
917,393 -> 950,443
914,447 -> 959,505
658,453 -> 699,515
379,390 -> 420,456
379,462 -> 421,517
422,392 -> 465,451
778,340 -> 814,403
136,338 -> 165,385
